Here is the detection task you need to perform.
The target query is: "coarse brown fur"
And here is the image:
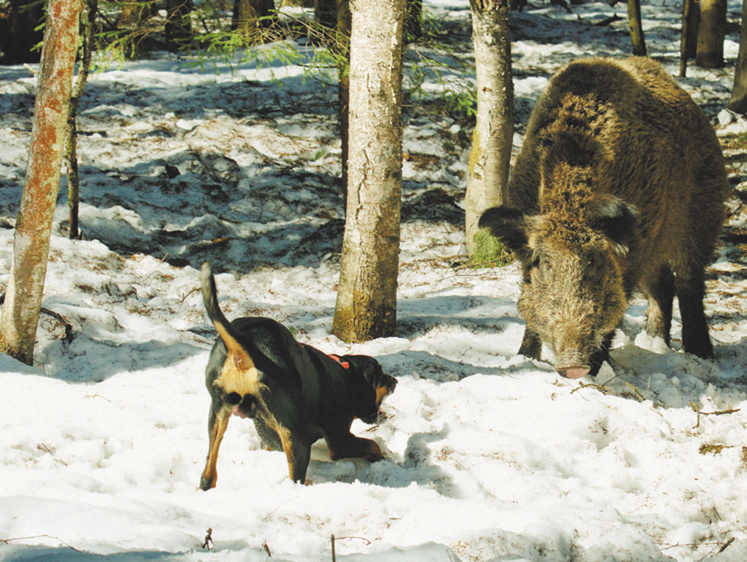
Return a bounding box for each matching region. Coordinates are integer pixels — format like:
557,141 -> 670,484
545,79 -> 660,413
198,262 -> 397,488
480,57 -> 728,377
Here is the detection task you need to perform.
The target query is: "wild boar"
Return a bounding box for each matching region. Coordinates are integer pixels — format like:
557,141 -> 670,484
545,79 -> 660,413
479,57 -> 727,378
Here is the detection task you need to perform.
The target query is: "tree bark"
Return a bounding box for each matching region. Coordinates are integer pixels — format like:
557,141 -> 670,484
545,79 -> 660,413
727,0 -> 747,113
336,0 -> 351,198
627,0 -> 647,56
680,0 -> 698,76
66,0 -> 98,241
696,0 -> 726,68
233,0 -> 276,41
315,0 -> 337,29
117,0 -> 154,27
0,0 -> 83,365
465,0 -> 514,258
332,0 -> 405,343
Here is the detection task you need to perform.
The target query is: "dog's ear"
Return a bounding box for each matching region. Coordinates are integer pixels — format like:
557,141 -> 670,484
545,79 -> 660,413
342,356 -> 382,422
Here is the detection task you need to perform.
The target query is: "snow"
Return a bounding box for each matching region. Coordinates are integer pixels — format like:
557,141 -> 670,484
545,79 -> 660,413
1,0 -> 747,560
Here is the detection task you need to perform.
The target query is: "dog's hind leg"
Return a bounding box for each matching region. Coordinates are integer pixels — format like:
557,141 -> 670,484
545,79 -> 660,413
254,414 -> 283,451
275,424 -> 311,484
199,404 -> 231,490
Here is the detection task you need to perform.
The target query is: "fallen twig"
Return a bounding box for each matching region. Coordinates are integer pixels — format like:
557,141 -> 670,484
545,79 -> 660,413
40,307 -> 74,344
570,381 -> 610,395
330,534 -> 371,562
1,535 -> 81,552
36,443 -> 69,467
624,382 -> 645,402
689,402 -> 740,429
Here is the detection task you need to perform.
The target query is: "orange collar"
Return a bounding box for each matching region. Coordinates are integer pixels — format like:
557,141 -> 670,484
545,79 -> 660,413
328,354 -> 350,369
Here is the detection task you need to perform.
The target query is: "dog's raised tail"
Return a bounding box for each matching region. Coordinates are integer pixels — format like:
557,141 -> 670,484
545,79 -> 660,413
200,262 -> 255,371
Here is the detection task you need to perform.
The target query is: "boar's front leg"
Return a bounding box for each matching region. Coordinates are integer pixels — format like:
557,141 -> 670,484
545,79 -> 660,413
588,331 -> 615,376
518,326 -> 542,360
676,270 -> 714,359
643,265 -> 675,346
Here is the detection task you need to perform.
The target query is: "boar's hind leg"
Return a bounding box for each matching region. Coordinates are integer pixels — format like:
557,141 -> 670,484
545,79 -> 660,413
643,265 -> 675,346
675,269 -> 714,359
518,327 -> 542,360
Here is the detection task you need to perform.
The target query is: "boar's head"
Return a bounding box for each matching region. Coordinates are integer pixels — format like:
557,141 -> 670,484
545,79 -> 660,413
480,195 -> 639,378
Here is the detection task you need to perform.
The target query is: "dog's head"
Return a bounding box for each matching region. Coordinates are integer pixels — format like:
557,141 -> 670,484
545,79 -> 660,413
342,355 -> 397,424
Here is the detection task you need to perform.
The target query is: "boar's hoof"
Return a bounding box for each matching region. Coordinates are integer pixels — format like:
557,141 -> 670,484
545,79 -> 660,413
557,365 -> 590,379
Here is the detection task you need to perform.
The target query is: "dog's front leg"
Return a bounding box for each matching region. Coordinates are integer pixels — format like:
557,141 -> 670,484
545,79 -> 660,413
199,404 -> 231,490
326,431 -> 385,463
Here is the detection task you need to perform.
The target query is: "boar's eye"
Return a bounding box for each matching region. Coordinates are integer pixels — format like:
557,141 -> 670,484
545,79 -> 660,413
539,257 -> 553,280
585,253 -> 604,275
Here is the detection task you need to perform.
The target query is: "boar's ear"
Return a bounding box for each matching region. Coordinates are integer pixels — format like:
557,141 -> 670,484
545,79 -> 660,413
478,207 -> 530,257
587,195 -> 639,255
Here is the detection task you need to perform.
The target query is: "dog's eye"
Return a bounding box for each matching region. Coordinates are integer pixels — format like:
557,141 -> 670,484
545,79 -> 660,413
225,392 -> 241,405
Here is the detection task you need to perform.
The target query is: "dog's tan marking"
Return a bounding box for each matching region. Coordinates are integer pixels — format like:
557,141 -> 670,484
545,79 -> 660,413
200,407 -> 231,490
375,385 -> 390,407
215,361 -> 265,398
275,423 -> 299,482
211,319 -> 268,399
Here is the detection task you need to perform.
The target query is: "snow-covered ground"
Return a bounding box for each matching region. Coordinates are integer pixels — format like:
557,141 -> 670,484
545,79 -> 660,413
1,0 -> 747,560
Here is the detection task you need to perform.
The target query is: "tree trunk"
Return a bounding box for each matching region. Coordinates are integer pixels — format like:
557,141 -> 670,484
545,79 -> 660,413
727,0 -> 747,113
315,0 -> 337,29
627,0 -> 647,56
332,0 -> 405,343
1,0 -> 45,64
0,0 -> 83,365
233,0 -> 276,40
336,0 -> 351,199
165,0 -> 194,45
117,0 -> 154,27
465,0 -> 514,259
680,0 -> 698,76
66,0 -> 97,241
696,0 -> 726,68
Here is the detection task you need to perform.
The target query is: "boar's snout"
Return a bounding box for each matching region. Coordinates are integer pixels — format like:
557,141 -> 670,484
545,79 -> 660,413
554,339 -> 593,379
556,364 -> 591,379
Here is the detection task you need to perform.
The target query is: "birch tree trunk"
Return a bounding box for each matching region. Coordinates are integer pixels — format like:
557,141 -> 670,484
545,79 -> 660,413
727,0 -> 747,113
332,0 -> 405,343
465,0 -> 513,258
0,0 -> 83,365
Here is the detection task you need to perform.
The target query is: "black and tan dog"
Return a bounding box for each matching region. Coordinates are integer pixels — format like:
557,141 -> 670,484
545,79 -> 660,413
198,262 -> 397,489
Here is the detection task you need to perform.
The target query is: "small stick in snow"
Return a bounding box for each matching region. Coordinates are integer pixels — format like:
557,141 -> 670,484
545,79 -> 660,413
201,527 -> 213,550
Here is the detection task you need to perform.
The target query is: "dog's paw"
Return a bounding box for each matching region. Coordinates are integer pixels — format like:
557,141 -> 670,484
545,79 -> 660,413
364,439 -> 385,462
